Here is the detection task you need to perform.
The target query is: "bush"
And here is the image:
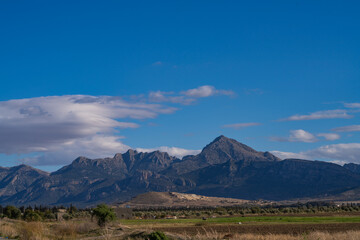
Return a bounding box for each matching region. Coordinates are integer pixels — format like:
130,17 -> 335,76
43,210 -> 56,220
147,231 -> 169,240
4,206 -> 21,219
23,209 -> 42,222
92,204 -> 116,227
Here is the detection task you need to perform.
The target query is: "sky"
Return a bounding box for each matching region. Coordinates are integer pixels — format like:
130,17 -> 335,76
0,0 -> 359,172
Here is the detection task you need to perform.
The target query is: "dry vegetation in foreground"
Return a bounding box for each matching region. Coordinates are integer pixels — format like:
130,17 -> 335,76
1,219 -> 360,240
2,202 -> 360,239
1,221 -> 360,240
172,231 -> 360,240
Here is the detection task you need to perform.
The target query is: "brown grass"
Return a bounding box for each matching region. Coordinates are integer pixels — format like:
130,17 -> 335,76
52,221 -> 78,239
175,230 -> 360,240
17,222 -> 49,240
0,221 -> 19,238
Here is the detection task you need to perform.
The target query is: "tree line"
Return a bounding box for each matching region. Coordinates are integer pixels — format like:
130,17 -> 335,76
0,204 -> 116,227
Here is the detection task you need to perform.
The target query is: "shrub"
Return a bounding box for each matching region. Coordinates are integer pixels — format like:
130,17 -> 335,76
147,231 -> 169,240
23,209 -> 42,222
92,204 -> 116,227
4,206 -> 21,219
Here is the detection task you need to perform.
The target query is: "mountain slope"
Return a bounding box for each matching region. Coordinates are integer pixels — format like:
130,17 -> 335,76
0,136 -> 359,207
185,158 -> 360,200
164,135 -> 280,175
118,191 -> 251,208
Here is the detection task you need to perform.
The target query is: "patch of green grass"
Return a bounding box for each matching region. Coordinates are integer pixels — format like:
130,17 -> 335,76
122,215 -> 360,225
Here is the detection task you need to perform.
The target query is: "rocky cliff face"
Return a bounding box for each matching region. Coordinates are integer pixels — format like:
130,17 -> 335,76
0,136 -> 359,207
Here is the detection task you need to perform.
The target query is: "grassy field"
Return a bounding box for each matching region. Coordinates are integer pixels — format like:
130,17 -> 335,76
122,214 -> 360,238
122,215 -> 360,225
1,215 -> 360,239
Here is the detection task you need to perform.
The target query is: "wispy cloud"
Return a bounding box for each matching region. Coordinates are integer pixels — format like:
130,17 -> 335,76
181,85 -> 234,98
271,143 -> 360,163
332,125 -> 360,132
271,129 -> 318,143
148,85 -> 234,105
281,109 -> 353,121
148,91 -> 195,105
244,88 -> 264,95
222,122 -> 261,129
344,102 -> 360,108
317,133 -> 341,141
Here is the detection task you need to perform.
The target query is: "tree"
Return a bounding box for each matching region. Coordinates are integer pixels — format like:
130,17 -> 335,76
23,209 -> 42,222
4,205 -> 21,219
68,204 -> 77,215
92,204 -> 116,227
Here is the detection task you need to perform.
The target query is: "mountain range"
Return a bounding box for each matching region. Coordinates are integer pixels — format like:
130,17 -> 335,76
1,135 -> 360,207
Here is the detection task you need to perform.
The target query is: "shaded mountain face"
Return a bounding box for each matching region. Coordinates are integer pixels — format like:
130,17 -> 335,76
344,163 -> 360,175
164,135 -> 280,175
0,165 -> 49,201
0,136 -> 360,207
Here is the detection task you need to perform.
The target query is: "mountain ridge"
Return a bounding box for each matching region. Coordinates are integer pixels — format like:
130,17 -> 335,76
0,135 -> 360,207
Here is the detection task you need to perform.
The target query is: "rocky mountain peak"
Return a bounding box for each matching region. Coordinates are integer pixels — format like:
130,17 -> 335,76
200,135 -> 280,164
202,135 -> 257,154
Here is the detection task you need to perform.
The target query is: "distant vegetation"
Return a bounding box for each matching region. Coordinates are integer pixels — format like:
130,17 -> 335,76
0,202 -> 360,239
131,202 -> 360,219
1,201 -> 360,222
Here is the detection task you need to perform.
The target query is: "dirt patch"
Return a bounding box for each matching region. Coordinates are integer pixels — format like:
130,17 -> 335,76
155,223 -> 360,235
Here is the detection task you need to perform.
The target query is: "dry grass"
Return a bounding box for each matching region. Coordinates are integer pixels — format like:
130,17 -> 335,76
0,220 -> 99,240
175,231 -> 360,240
52,221 -> 78,239
75,221 -> 98,234
2,218 -> 360,240
17,222 -> 49,240
0,221 -> 19,238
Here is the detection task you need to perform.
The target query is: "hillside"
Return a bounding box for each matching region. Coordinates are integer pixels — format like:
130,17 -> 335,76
118,192 -> 258,208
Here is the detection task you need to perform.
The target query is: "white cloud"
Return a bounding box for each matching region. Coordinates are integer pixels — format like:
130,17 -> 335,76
282,109 -> 353,121
289,130 -> 318,143
222,122 -> 261,129
148,91 -> 195,105
136,147 -> 201,159
272,129 -> 318,143
148,85 -> 234,105
1,87 -> 230,166
21,135 -> 131,166
270,151 -> 308,160
181,85 -> 234,98
332,125 -> 360,132
317,133 -> 341,141
271,143 -> 360,163
0,95 -> 176,155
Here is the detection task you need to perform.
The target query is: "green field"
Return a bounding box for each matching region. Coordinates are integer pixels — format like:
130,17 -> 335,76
122,215 -> 360,225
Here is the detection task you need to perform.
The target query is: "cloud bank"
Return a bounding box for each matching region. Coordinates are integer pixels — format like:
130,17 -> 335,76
272,143 -> 360,164
0,86 -> 233,166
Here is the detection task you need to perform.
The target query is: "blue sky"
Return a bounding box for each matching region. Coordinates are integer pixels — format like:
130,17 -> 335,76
0,1 -> 359,171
